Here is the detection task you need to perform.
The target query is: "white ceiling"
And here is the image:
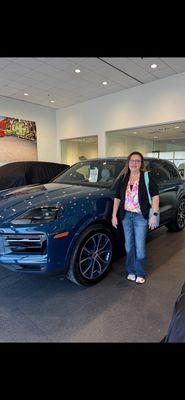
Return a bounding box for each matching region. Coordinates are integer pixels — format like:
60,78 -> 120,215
108,121 -> 185,141
0,57 -> 185,109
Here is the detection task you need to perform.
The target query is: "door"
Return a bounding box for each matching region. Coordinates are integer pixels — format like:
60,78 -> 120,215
149,160 -> 176,224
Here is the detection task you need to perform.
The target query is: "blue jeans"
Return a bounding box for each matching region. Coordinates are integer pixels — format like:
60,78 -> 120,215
122,211 -> 148,277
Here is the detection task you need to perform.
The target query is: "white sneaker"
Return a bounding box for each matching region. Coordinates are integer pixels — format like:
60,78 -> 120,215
136,276 -> 145,284
127,274 -> 136,281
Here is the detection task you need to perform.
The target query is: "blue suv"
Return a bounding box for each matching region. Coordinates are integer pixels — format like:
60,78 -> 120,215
0,157 -> 185,286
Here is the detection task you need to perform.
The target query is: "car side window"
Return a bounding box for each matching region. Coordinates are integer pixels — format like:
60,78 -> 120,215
150,161 -> 170,184
161,161 -> 180,179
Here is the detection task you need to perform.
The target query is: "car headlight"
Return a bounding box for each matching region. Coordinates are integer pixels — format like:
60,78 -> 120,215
12,206 -> 64,225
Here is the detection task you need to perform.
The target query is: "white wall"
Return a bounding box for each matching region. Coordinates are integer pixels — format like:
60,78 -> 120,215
0,96 -> 57,162
56,71 -> 185,160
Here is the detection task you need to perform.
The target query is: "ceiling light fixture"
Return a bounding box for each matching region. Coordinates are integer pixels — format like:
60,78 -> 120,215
154,136 -> 158,138
75,68 -> 81,73
157,127 -> 168,131
102,81 -> 108,85
133,131 -> 137,134
24,93 -> 29,96
175,126 -> 180,129
151,64 -> 157,69
50,100 -> 55,103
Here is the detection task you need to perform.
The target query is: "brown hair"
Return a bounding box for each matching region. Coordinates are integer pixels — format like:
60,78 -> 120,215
120,151 -> 146,177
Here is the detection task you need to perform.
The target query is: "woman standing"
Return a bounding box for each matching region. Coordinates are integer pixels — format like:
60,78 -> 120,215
112,151 -> 159,284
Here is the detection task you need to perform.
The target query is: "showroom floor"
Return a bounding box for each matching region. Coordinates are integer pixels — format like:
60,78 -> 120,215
0,226 -> 185,342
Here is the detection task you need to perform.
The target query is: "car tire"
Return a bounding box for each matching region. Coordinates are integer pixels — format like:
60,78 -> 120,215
67,224 -> 113,286
166,198 -> 185,232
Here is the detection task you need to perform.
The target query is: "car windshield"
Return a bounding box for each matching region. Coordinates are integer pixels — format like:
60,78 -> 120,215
52,159 -> 126,188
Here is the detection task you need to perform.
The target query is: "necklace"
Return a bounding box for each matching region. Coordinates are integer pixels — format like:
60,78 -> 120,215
129,174 -> 140,185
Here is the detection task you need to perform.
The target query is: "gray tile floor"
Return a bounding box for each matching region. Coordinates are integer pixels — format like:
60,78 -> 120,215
0,226 -> 184,342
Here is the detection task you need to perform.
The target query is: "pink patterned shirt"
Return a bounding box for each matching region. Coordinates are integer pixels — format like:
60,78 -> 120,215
124,179 -> 141,214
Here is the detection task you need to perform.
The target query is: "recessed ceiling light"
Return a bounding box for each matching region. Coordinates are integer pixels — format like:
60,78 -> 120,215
150,64 -> 157,69
24,93 -> 29,96
102,81 -> 108,85
175,126 -> 180,129
157,127 -> 169,131
75,68 -> 81,73
50,100 -> 55,103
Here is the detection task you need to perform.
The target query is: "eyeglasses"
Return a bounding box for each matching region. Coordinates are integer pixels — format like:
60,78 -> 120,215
129,160 -> 141,164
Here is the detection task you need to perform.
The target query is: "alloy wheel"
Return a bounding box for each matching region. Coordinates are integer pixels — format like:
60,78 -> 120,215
79,232 -> 112,280
177,200 -> 185,229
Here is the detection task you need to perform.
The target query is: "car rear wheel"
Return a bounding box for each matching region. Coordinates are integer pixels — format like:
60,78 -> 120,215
166,199 -> 185,232
67,225 -> 113,286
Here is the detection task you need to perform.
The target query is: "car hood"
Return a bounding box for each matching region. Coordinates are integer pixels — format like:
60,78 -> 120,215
0,183 -> 106,221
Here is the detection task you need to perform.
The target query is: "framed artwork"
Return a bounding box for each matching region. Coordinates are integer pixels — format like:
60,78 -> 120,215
0,115 -> 37,165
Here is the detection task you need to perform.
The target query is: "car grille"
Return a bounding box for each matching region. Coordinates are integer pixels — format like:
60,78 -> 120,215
0,234 -> 47,255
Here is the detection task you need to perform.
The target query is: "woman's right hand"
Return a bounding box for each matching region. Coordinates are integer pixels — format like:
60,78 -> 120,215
112,215 -> 118,229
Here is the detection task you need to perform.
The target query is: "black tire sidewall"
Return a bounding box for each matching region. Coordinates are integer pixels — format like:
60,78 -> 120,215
167,199 -> 185,231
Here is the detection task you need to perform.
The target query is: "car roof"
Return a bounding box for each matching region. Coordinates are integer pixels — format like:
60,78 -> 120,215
79,157 -> 169,162
0,161 -> 69,167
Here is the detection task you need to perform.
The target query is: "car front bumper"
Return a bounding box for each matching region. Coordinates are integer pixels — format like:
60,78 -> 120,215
0,229 -> 70,274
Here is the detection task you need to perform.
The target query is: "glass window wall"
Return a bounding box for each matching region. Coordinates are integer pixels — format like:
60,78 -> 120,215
60,135 -> 98,166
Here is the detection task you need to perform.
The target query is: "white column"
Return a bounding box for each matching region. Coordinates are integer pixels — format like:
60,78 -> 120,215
98,132 -> 106,158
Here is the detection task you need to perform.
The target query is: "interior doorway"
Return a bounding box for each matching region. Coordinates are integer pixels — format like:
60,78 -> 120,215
60,135 -> 98,166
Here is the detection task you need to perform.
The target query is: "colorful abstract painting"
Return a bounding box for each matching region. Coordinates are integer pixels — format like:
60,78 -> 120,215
0,115 -> 37,165
0,116 -> 36,140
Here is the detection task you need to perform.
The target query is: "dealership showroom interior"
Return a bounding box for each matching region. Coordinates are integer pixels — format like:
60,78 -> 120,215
1,57 -> 185,343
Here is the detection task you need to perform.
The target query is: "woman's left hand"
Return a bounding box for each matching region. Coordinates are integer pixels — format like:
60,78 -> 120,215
149,215 -> 156,230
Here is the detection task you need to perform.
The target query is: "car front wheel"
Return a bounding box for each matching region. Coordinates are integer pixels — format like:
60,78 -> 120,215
67,225 -> 113,286
166,199 -> 185,232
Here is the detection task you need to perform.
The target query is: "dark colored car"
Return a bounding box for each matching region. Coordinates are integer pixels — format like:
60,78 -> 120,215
0,157 -> 184,286
0,161 -> 70,190
161,282 -> 185,342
